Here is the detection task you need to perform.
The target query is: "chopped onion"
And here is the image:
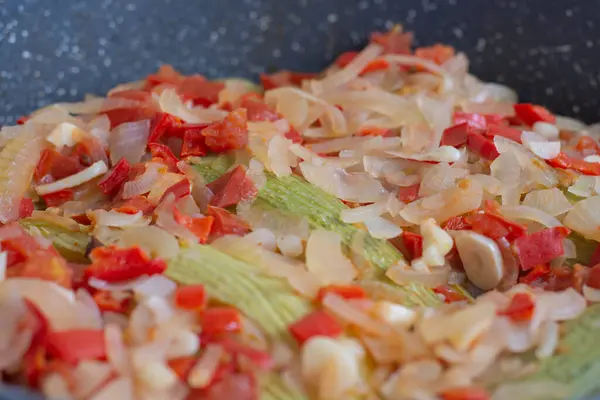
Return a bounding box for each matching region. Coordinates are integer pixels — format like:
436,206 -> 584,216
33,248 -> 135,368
522,188 -> 573,217
91,210 -> 149,227
155,194 -> 198,243
537,288 -> 586,321
277,234 -> 304,258
563,196 -> 600,240
188,344 -> 223,388
383,54 -> 454,92
46,122 -> 85,147
364,217 -> 402,239
147,173 -> 186,205
533,122 -> 560,140
237,202 -> 310,240
300,162 -> 388,203
122,162 -> 165,199
109,120 -> 151,165
134,275 -> 177,299
341,201 -> 387,223
555,115 -> 586,132
118,226 -> 180,260
418,164 -> 470,197
88,275 -> 149,291
73,361 -> 114,399
521,131 -> 560,160
267,135 -> 296,177
568,175 -> 600,198
306,230 -> 356,285
535,320 -> 559,359
159,88 -> 226,123
416,95 -> 453,148
105,323 -> 132,376
89,377 -> 135,400
322,293 -> 391,336
499,205 -> 562,228
582,284 -> 600,302
386,264 -> 449,288
36,160 -> 108,195
387,146 -> 461,163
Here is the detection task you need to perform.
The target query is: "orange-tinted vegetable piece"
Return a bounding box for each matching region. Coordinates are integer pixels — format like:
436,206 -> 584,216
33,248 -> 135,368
174,284 -> 206,310
547,152 -> 600,176
201,108 -> 249,153
370,29 -> 413,54
440,387 -> 490,400
466,213 -> 527,242
415,44 -> 455,65
41,189 -> 74,208
93,291 -> 129,313
206,206 -> 251,239
499,293 -> 535,322
46,329 -> 106,364
19,198 -> 34,218
13,253 -> 73,288
177,75 -> 224,107
260,71 -> 317,90
575,136 -> 600,155
514,227 -> 570,271
22,300 -> 50,387
148,112 -> 178,143
207,166 -> 258,208
453,112 -> 488,134
241,98 -> 280,122
173,207 -> 214,244
466,133 -> 500,160
86,246 -> 167,282
288,310 -> 343,345
401,231 -> 423,260
201,307 -> 242,336
34,149 -> 83,184
98,158 -> 131,195
514,103 -> 556,126
148,142 -> 180,172
442,215 -> 472,231
396,183 -> 420,203
180,125 -> 209,157
218,337 -> 274,370
485,124 -> 522,143
114,196 -> 155,215
519,263 -> 551,286
433,286 -> 467,303
168,356 -> 198,381
104,90 -> 157,129
441,123 -> 471,147
316,285 -> 367,302
160,179 -> 191,204
586,265 -> 600,290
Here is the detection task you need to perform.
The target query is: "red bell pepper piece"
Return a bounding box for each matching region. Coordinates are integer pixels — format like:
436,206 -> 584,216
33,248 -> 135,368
466,213 -> 527,241
547,152 -> 600,176
207,166 -> 258,208
177,75 -> 224,107
499,293 -> 535,322
98,158 -> 131,195
453,112 -> 488,134
192,372 -> 258,400
288,310 -> 343,345
440,387 -> 490,400
316,285 -> 367,303
519,263 -> 551,286
145,65 -> 182,89
401,231 -> 424,260
180,125 -> 209,157
240,98 -> 280,122
466,133 -> 499,160
370,29 -> 413,54
441,123 -> 471,147
218,337 -> 274,370
575,136 -> 600,155
201,307 -> 242,336
586,265 -> 600,289
148,112 -> 178,143
335,51 -> 360,68
19,198 -> 34,218
93,291 -> 130,313
284,126 -> 303,144
201,108 -> 249,153
160,179 -> 191,204
396,183 -> 420,203
173,206 -> 214,244
513,103 -> 555,126
174,284 -> 206,310
12,252 -> 73,288
485,124 -> 522,143
46,329 -> 106,364
41,189 -> 74,207
590,244 -> 600,267
361,58 -> 390,74
16,116 -> 29,124
442,215 -> 472,231
514,227 -> 570,271
114,196 -> 155,215
22,300 -> 50,387
260,71 -> 317,90
168,356 -> 197,381
73,136 -> 108,166
34,149 -> 83,184
206,206 -> 251,239
148,142 -> 180,172
85,246 -> 167,282
415,44 -> 455,65
432,286 -> 467,303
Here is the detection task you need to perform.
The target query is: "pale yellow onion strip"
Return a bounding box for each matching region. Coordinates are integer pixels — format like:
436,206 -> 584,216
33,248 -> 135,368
498,205 -> 563,228
322,293 -> 392,337
383,54 -> 454,92
35,161 -> 108,195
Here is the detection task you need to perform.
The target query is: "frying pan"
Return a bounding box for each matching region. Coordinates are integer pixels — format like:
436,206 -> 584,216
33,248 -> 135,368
0,0 -> 599,398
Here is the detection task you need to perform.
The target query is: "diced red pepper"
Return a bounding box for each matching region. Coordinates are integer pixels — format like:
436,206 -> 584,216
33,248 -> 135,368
16,116 -> 29,125
396,183 -> 420,203
466,213 -> 527,242
206,206 -> 251,239
453,112 -> 488,134
193,372 -> 258,400
34,149 -> 83,183
201,307 -> 242,336
260,71 -> 317,90
357,126 -> 393,137
485,124 -> 522,143
519,263 -> 551,286
440,387 -> 490,400
335,51 -> 360,68
145,65 -> 182,89
173,206 -> 214,244
499,293 -> 535,322
41,189 -> 74,207
514,227 -> 570,271
180,125 -> 209,158
22,300 -> 50,387
11,252 -> 73,288
442,215 -> 472,231
370,29 -> 413,54
514,103 -> 556,126
46,329 -> 106,364
114,196 -> 155,215
590,244 -> 600,267
401,231 -> 424,260
177,76 -> 224,107
160,179 -> 192,204
240,98 -> 280,122
148,112 -> 179,144
586,265 -> 600,289
98,158 -> 131,195
547,152 -> 600,176
148,142 -> 180,172
174,284 -> 206,310
433,286 -> 468,303
466,133 -> 499,160
201,108 -> 249,153
168,356 -> 197,381
85,246 -> 167,282
575,136 -> 600,155
19,198 -> 34,218
284,126 -> 303,144
316,285 -> 367,303
93,291 -> 129,313
206,166 -> 258,208
361,58 -> 390,74
441,123 -> 471,147
217,337 -> 274,370
73,136 -> 109,166
415,44 -> 455,65
288,310 -> 343,345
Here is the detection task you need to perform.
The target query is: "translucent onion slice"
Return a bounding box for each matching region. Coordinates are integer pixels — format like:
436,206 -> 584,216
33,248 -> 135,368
522,188 -> 573,217
322,293 -> 391,336
305,230 -> 357,285
122,162 -> 166,199
159,88 -> 226,124
364,217 -> 403,239
418,164 -> 470,197
0,130 -> 45,223
118,226 -> 180,260
46,122 -> 85,148
147,173 -> 186,205
91,210 -> 149,228
36,161 -> 108,195
109,120 -> 151,165
499,205 -> 562,228
564,196 -> 600,241
386,146 -> 461,163
155,194 -> 198,243
521,131 -> 560,160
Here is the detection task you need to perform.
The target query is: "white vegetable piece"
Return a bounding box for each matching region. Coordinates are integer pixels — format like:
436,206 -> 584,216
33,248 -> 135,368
419,218 -> 453,268
532,121 -> 559,139
36,160 -> 108,195
47,122 -> 84,147
454,231 -> 504,290
372,301 -> 417,328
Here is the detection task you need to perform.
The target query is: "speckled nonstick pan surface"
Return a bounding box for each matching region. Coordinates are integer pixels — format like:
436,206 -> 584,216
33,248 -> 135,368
0,0 -> 599,398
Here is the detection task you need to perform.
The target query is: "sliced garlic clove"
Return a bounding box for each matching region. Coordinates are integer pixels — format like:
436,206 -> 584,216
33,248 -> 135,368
454,231 -> 504,290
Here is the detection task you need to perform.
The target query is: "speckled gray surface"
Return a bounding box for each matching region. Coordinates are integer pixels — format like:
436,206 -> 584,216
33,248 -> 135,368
1,0 -> 600,125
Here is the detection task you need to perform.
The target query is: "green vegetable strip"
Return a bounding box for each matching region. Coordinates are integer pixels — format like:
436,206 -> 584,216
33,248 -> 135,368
361,280 -> 441,308
191,154 -> 233,183
166,245 -> 312,344
20,218 -> 91,263
260,373 -> 308,400
516,304 -> 600,399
